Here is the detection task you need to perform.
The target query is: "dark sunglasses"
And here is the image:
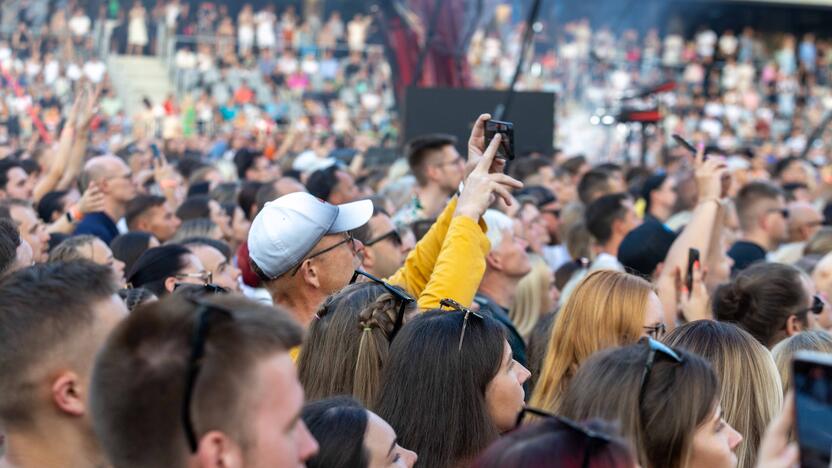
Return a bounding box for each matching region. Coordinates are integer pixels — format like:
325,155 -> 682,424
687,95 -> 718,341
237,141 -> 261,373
349,269 -> 415,341
364,229 -> 402,247
638,337 -> 683,405
515,407 -> 612,468
181,300 -> 233,453
542,208 -> 561,218
799,294 -> 826,315
439,298 -> 484,351
290,233 -> 357,277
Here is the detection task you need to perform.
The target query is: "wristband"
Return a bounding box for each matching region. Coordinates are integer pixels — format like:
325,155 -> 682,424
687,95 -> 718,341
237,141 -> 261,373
71,206 -> 84,221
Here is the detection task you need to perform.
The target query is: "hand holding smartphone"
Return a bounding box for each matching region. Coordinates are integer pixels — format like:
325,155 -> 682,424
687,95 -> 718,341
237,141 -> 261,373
485,120 -> 515,160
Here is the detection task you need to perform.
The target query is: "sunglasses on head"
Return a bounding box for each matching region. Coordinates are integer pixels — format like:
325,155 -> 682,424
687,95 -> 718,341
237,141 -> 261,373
181,299 -> 233,453
638,337 -> 683,405
515,407 -> 612,468
349,269 -> 415,341
438,298 -> 484,351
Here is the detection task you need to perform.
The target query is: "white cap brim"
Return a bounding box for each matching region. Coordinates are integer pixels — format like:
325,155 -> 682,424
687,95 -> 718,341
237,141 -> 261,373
330,199 -> 374,233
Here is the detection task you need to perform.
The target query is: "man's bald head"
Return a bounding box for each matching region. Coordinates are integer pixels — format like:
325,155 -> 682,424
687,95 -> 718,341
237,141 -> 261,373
82,156 -> 127,191
788,201 -> 824,242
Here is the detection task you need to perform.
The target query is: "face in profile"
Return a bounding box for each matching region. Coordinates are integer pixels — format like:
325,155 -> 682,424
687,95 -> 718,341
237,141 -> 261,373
485,340 -> 531,432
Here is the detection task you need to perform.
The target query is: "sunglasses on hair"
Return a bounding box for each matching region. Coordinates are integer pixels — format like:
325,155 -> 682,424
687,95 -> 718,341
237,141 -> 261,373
438,298 -> 484,351
515,407 -> 612,468
181,299 -> 233,453
349,269 -> 415,341
638,337 -> 683,405
364,229 -> 402,247
799,294 -> 826,315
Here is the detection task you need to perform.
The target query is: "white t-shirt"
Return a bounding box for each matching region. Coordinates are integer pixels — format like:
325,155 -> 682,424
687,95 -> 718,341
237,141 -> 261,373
83,60 -> 106,83
68,14 -> 91,37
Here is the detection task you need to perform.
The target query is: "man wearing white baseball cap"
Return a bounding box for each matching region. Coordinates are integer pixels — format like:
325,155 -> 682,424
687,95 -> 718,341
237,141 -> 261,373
249,113 -> 522,327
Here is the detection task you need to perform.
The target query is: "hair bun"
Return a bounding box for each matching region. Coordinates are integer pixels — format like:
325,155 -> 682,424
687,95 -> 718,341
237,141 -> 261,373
713,282 -> 750,322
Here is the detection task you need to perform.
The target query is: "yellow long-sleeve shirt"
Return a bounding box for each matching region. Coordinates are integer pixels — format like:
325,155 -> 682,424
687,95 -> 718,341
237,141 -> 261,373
387,197 -> 490,310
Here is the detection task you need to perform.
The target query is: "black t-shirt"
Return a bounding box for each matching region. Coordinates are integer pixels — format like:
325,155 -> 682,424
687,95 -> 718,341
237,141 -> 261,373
728,240 -> 767,276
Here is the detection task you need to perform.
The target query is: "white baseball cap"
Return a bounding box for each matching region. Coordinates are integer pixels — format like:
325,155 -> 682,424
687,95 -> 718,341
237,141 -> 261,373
248,192 -> 373,279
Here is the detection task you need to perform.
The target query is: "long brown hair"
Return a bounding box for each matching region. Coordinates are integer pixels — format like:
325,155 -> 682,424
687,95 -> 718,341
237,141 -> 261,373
559,343 -> 720,468
298,282 -> 416,407
664,320 -> 782,468
530,270 -> 652,411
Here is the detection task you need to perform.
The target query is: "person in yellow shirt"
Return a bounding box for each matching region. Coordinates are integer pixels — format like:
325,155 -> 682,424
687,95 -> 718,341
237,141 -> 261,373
248,113 -> 520,329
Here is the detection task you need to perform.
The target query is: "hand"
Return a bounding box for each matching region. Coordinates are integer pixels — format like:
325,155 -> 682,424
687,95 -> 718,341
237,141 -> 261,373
756,392 -> 799,468
694,142 -> 728,202
455,133 -> 523,220
77,182 -> 106,214
675,262 -> 712,322
465,113 -> 506,177
151,148 -> 178,186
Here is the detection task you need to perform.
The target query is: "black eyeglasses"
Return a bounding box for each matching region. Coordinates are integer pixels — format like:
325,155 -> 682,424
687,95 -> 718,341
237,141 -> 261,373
515,407 -> 611,468
798,294 -> 826,315
364,229 -> 402,247
439,298 -> 484,351
643,323 -> 666,340
290,233 -> 357,277
181,300 -> 233,453
349,269 -> 415,341
638,337 -> 683,405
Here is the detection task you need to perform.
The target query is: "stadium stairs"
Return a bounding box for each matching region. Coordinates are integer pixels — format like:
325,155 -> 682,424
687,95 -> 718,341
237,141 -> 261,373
107,55 -> 173,118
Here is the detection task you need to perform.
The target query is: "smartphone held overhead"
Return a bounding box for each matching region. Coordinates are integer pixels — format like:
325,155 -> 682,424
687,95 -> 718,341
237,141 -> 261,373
485,120 -> 515,160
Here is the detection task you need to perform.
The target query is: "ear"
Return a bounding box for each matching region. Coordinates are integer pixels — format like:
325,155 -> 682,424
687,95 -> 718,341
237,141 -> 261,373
362,246 -> 375,270
611,218 -> 627,236
785,314 -> 804,336
485,251 -> 503,272
51,371 -> 86,417
301,260 -> 321,289
194,431 -> 244,468
165,276 -> 178,294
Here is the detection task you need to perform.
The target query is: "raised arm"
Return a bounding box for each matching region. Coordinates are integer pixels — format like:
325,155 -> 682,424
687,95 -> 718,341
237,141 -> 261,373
655,144 -> 727,329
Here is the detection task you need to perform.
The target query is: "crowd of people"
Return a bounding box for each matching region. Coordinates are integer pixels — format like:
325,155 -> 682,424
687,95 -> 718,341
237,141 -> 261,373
0,1 -> 832,468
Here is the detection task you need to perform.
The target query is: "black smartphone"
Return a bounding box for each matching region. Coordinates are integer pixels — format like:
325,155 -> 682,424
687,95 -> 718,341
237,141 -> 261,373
485,120 -> 515,160
792,350 -> 832,468
672,134 -> 697,154
686,248 -> 699,294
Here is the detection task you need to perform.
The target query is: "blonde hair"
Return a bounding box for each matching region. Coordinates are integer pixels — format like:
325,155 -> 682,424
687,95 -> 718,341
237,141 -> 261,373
664,321 -> 783,468
772,330 -> 832,395
511,255 -> 554,341
529,270 -> 651,412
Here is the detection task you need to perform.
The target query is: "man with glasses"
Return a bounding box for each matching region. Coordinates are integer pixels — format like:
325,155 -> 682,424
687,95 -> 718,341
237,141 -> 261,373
74,155 -> 137,244
770,201 -> 824,265
0,261 -> 127,468
90,293 -> 318,467
352,203 -> 407,279
728,181 -> 789,275
248,191 -> 372,326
